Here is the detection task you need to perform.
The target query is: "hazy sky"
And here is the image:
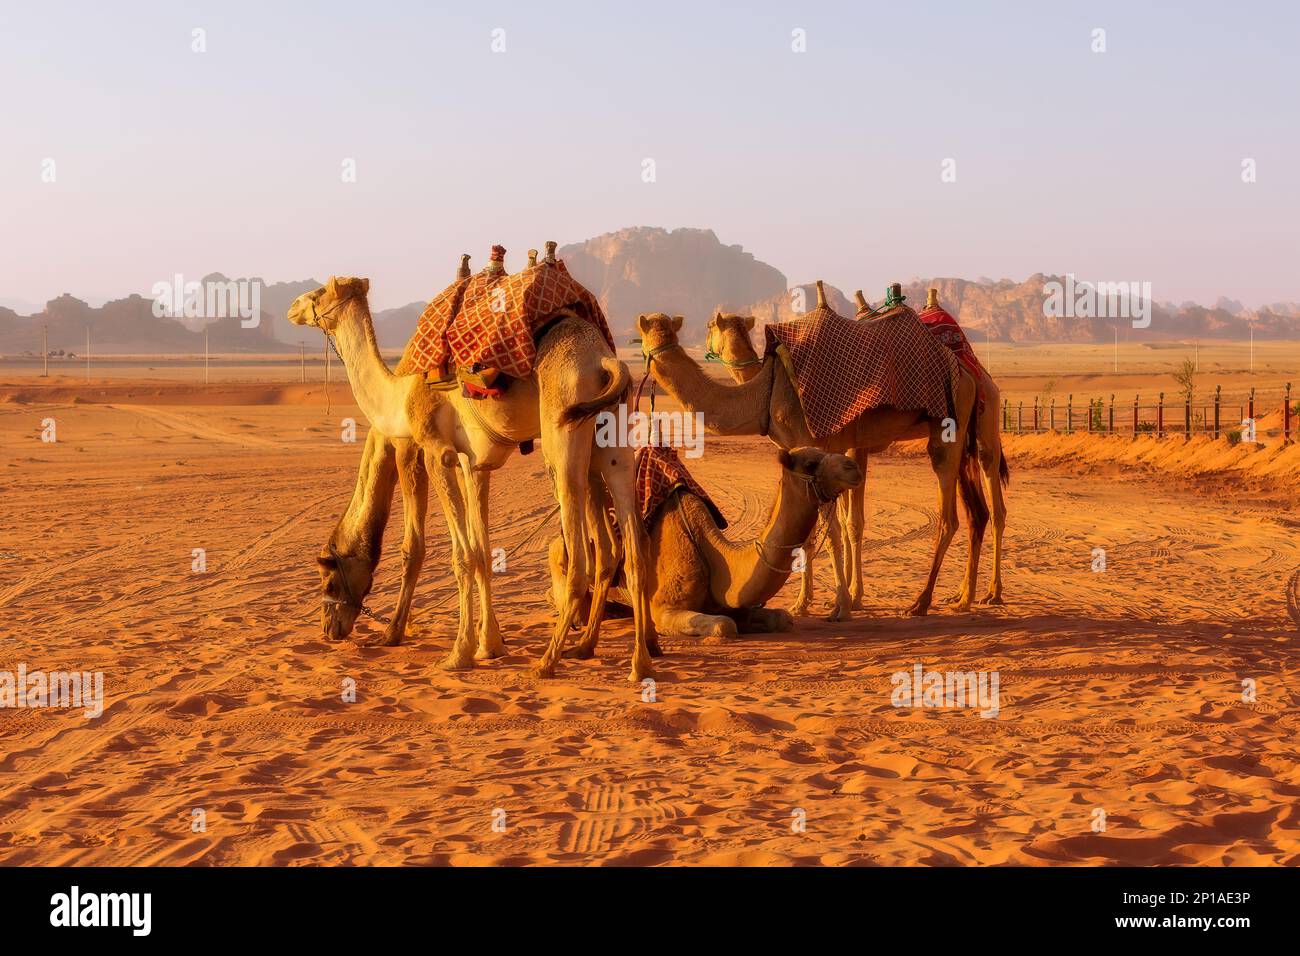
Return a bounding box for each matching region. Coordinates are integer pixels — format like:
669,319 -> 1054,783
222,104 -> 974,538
3,0 -> 1297,311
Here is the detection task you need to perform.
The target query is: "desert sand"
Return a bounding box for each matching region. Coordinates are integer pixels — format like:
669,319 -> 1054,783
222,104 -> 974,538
1,369 -> 1297,866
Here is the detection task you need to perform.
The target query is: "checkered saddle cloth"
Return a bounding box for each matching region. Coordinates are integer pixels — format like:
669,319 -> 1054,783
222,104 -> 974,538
764,305 -> 959,439
396,259 -> 615,379
636,445 -> 727,530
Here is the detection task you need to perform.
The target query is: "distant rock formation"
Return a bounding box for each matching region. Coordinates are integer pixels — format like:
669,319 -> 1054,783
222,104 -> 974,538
557,227 -> 787,343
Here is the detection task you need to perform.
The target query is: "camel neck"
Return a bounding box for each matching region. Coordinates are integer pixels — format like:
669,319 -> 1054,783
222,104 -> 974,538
649,343 -> 771,436
686,470 -> 823,609
331,301 -> 416,439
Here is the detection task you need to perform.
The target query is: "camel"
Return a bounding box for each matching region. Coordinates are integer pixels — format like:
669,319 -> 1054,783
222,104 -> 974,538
550,447 -> 863,647
638,297 -> 988,617
287,264 -> 658,682
707,289 -> 1009,607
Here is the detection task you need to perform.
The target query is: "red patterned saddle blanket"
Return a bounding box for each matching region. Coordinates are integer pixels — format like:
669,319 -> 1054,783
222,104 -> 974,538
636,445 -> 727,530
763,305 -> 959,439
396,258 -> 615,380
916,303 -> 986,389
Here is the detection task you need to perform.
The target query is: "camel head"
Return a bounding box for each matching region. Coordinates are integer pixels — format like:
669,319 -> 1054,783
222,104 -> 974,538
636,312 -> 685,357
287,276 -> 371,334
314,547 -> 377,641
778,447 -> 863,502
706,312 -> 759,370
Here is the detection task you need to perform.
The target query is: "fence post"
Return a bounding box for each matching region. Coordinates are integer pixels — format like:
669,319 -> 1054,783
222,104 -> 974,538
1002,398 -> 1008,433
1050,398 -> 1056,432
1133,393 -> 1139,438
1033,398 -> 1039,432
1087,399 -> 1094,434
1286,382 -> 1293,443
1157,392 -> 1164,438
1109,394 -> 1115,434
1214,385 -> 1221,439
1066,394 -> 1073,435
1184,396 -> 1191,441
1017,401 -> 1023,434
1248,387 -> 1255,423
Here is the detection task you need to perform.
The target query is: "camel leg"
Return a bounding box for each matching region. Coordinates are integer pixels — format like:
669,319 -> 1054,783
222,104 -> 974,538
462,465 -> 507,660
362,438 -> 427,647
654,606 -> 737,644
564,482 -> 619,660
735,606 -> 795,633
847,449 -> 867,609
428,454 -> 479,671
822,504 -> 853,622
790,525 -> 815,616
534,430 -> 595,679
596,447 -> 658,680
979,442 -> 1007,606
906,429 -> 963,617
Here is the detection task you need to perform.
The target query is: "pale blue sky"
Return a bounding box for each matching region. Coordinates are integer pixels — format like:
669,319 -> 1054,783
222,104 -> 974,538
2,0 -> 1297,311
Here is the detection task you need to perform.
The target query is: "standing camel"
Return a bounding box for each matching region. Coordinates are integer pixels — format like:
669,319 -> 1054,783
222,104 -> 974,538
288,269 -> 658,682
707,289 -> 1009,607
637,305 -> 987,617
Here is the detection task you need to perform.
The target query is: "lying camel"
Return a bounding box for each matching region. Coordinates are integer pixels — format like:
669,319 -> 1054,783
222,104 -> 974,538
288,260 -> 658,681
550,447 -> 863,646
638,301 -> 987,617
707,289 -> 1009,607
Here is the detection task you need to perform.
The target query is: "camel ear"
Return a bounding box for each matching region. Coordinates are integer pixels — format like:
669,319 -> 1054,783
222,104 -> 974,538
743,315 -> 755,331
671,316 -> 684,332
326,277 -> 339,296
316,554 -> 337,570
359,277 -> 370,295
637,313 -> 651,333
777,449 -> 793,471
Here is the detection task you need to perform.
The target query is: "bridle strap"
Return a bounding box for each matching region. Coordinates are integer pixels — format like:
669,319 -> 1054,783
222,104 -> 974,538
322,543 -> 391,625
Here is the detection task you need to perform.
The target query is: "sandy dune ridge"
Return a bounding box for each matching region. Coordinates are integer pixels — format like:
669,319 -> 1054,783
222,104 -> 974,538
0,384 -> 1297,866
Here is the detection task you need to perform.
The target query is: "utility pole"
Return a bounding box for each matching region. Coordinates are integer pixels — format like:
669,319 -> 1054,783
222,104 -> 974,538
42,324 -> 48,377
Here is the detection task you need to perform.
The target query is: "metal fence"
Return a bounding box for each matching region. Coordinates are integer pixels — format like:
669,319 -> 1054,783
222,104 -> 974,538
1001,385 -> 1294,441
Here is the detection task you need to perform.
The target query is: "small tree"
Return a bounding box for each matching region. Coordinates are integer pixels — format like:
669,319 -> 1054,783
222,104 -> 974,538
1172,357 -> 1196,407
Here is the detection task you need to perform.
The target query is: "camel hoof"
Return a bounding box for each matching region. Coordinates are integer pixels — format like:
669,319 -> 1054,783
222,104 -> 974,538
532,665 -> 557,680
562,643 -> 596,660
789,602 -> 811,617
627,666 -> 654,683
850,598 -> 865,611
980,593 -> 1006,606
358,631 -> 400,648
647,637 -> 664,657
702,633 -> 729,646
474,644 -> 506,661
905,602 -> 929,617
439,654 -> 475,672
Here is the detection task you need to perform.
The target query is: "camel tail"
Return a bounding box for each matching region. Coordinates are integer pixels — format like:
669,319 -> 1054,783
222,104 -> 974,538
559,356 -> 631,426
998,449 -> 1010,488
959,401 -> 989,534
958,449 -> 989,536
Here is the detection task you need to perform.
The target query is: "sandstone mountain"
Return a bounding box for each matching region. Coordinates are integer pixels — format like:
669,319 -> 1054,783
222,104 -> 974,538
558,227 -> 787,343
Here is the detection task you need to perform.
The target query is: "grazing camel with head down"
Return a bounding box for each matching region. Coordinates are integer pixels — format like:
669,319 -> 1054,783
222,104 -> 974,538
287,253 -> 658,682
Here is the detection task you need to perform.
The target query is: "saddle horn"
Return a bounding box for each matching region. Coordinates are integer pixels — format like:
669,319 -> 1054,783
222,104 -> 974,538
527,248 -> 538,268
544,240 -> 557,264
815,279 -> 828,310
457,254 -> 471,279
925,288 -> 939,309
854,290 -> 868,311
486,244 -> 506,275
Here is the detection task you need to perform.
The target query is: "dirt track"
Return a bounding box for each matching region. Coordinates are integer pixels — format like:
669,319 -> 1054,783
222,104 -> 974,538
1,396 -> 1297,865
